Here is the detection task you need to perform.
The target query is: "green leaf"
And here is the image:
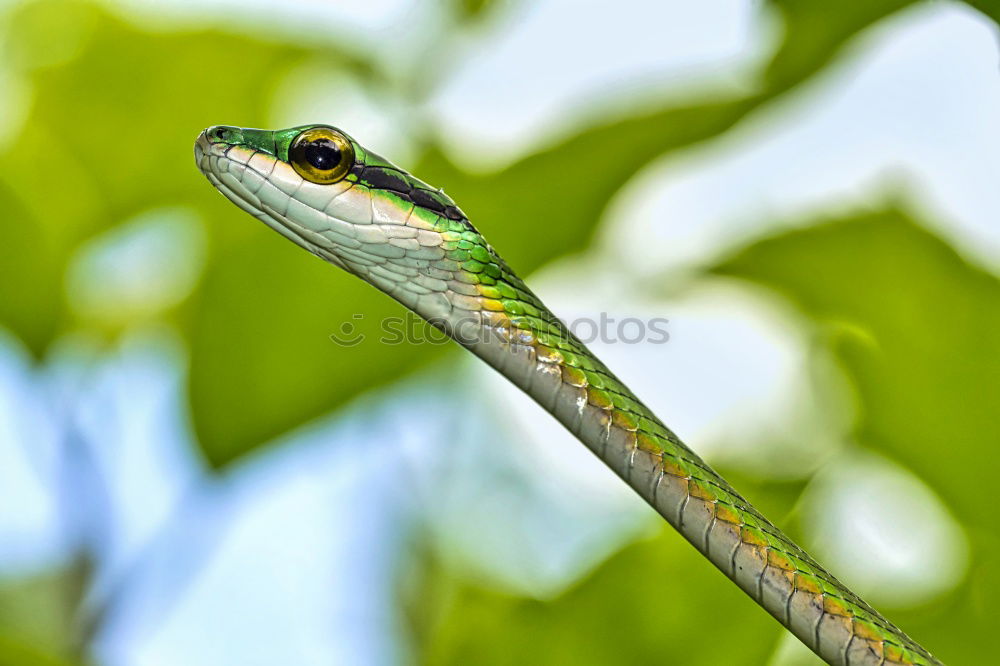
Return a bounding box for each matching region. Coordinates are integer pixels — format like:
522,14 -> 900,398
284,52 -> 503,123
411,528 -> 784,666
186,226 -> 449,466
0,569 -> 79,663
0,636 -> 74,666
763,0 -> 920,92
0,182 -> 58,355
712,209 -> 1000,663
962,1 -> 1000,24
449,0 -> 505,23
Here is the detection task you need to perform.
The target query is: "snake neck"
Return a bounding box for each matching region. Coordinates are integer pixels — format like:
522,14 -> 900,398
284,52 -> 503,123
414,225 -> 939,666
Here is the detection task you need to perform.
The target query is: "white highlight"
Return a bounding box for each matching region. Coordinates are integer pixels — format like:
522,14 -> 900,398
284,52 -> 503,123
430,0 -> 769,167
606,4 -> 1000,276
67,208 -> 206,322
802,452 -> 968,606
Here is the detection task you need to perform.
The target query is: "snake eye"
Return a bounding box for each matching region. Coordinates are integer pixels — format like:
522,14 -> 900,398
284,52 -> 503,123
288,127 -> 354,184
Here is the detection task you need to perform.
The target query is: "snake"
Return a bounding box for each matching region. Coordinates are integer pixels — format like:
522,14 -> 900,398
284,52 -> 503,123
194,124 -> 941,665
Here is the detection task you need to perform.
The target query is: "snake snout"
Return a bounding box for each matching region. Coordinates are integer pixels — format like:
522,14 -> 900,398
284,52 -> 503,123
203,125 -> 243,145
194,130 -> 209,160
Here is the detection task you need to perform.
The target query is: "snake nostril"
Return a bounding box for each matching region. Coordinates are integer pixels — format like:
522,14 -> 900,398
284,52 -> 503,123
206,125 -> 244,145
206,126 -> 230,143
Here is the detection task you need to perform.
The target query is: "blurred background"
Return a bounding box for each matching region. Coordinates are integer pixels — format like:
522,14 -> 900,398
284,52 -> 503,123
0,0 -> 997,664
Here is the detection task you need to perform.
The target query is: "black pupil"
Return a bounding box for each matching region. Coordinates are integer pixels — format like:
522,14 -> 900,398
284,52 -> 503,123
303,139 -> 341,171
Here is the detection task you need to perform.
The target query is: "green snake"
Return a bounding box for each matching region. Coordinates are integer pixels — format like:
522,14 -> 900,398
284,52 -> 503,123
195,124 -> 941,665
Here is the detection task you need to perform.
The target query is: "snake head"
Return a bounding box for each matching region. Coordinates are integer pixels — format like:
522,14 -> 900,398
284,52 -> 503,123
195,124 -> 499,322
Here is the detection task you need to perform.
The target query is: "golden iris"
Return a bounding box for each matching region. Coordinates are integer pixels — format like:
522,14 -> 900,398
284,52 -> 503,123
288,127 -> 354,184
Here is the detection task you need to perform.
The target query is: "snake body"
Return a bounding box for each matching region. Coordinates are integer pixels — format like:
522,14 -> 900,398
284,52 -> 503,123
195,124 -> 941,665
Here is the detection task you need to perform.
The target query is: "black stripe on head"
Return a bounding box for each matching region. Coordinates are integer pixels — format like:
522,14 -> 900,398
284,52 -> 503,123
359,166 -> 413,195
359,165 -> 465,221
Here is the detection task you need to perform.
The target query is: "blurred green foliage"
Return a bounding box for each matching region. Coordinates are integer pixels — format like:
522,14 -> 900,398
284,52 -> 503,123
716,209 -> 999,663
965,1 -> 1000,23
0,0 -> 997,663
0,567 -> 84,665
412,530 -> 783,666
0,0 -> 934,468
408,472 -> 816,664
403,204 -> 999,666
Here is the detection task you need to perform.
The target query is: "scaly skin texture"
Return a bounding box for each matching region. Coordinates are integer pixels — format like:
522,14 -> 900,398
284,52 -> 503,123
195,125 -> 942,666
